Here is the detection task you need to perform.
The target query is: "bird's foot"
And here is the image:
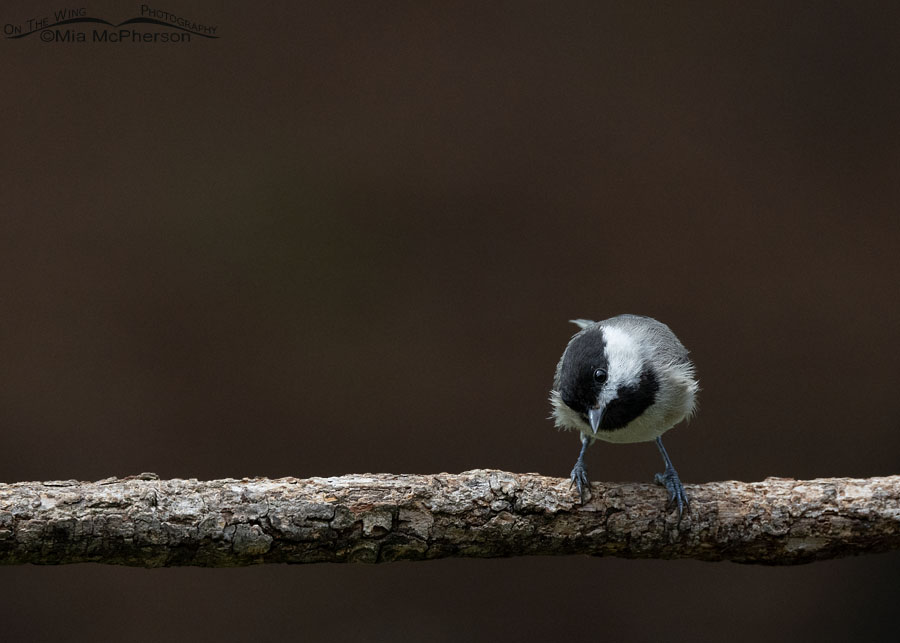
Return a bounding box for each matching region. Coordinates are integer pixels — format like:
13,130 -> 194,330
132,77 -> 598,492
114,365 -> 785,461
570,461 -> 591,504
654,467 -> 689,521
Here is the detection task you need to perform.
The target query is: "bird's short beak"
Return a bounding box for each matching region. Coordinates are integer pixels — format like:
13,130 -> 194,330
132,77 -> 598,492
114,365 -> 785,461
588,407 -> 603,434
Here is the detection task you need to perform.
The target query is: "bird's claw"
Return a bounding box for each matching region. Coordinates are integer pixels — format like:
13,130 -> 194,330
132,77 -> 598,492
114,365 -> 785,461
570,462 -> 591,504
654,468 -> 689,522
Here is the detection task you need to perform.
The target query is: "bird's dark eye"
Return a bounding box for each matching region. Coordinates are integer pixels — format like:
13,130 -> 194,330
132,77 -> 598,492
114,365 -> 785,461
593,368 -> 608,383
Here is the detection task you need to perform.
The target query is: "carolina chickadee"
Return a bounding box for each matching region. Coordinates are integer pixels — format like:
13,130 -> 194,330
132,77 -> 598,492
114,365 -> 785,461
550,314 -> 698,517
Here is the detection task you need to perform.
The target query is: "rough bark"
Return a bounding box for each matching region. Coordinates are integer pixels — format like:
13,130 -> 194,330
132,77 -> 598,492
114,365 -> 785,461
0,470 -> 898,567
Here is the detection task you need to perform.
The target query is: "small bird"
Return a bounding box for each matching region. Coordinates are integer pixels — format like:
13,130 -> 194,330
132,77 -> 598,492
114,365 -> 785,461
550,314 -> 698,517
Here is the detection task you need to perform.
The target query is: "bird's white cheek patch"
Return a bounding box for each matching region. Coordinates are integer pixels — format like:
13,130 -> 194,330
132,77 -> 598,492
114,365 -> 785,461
599,326 -> 644,403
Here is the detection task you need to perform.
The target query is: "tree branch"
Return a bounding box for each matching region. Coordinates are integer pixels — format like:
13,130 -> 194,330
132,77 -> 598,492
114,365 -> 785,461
1,470 -> 897,566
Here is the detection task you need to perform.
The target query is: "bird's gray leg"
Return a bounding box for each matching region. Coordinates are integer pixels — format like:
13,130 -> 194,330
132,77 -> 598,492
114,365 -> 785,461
654,436 -> 689,520
570,435 -> 592,503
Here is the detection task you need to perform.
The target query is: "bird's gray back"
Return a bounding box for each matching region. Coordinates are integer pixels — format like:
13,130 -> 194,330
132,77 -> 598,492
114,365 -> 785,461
599,314 -> 691,366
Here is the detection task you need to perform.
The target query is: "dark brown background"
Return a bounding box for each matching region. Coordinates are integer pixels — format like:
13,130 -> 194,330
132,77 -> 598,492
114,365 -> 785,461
2,1 -> 899,641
